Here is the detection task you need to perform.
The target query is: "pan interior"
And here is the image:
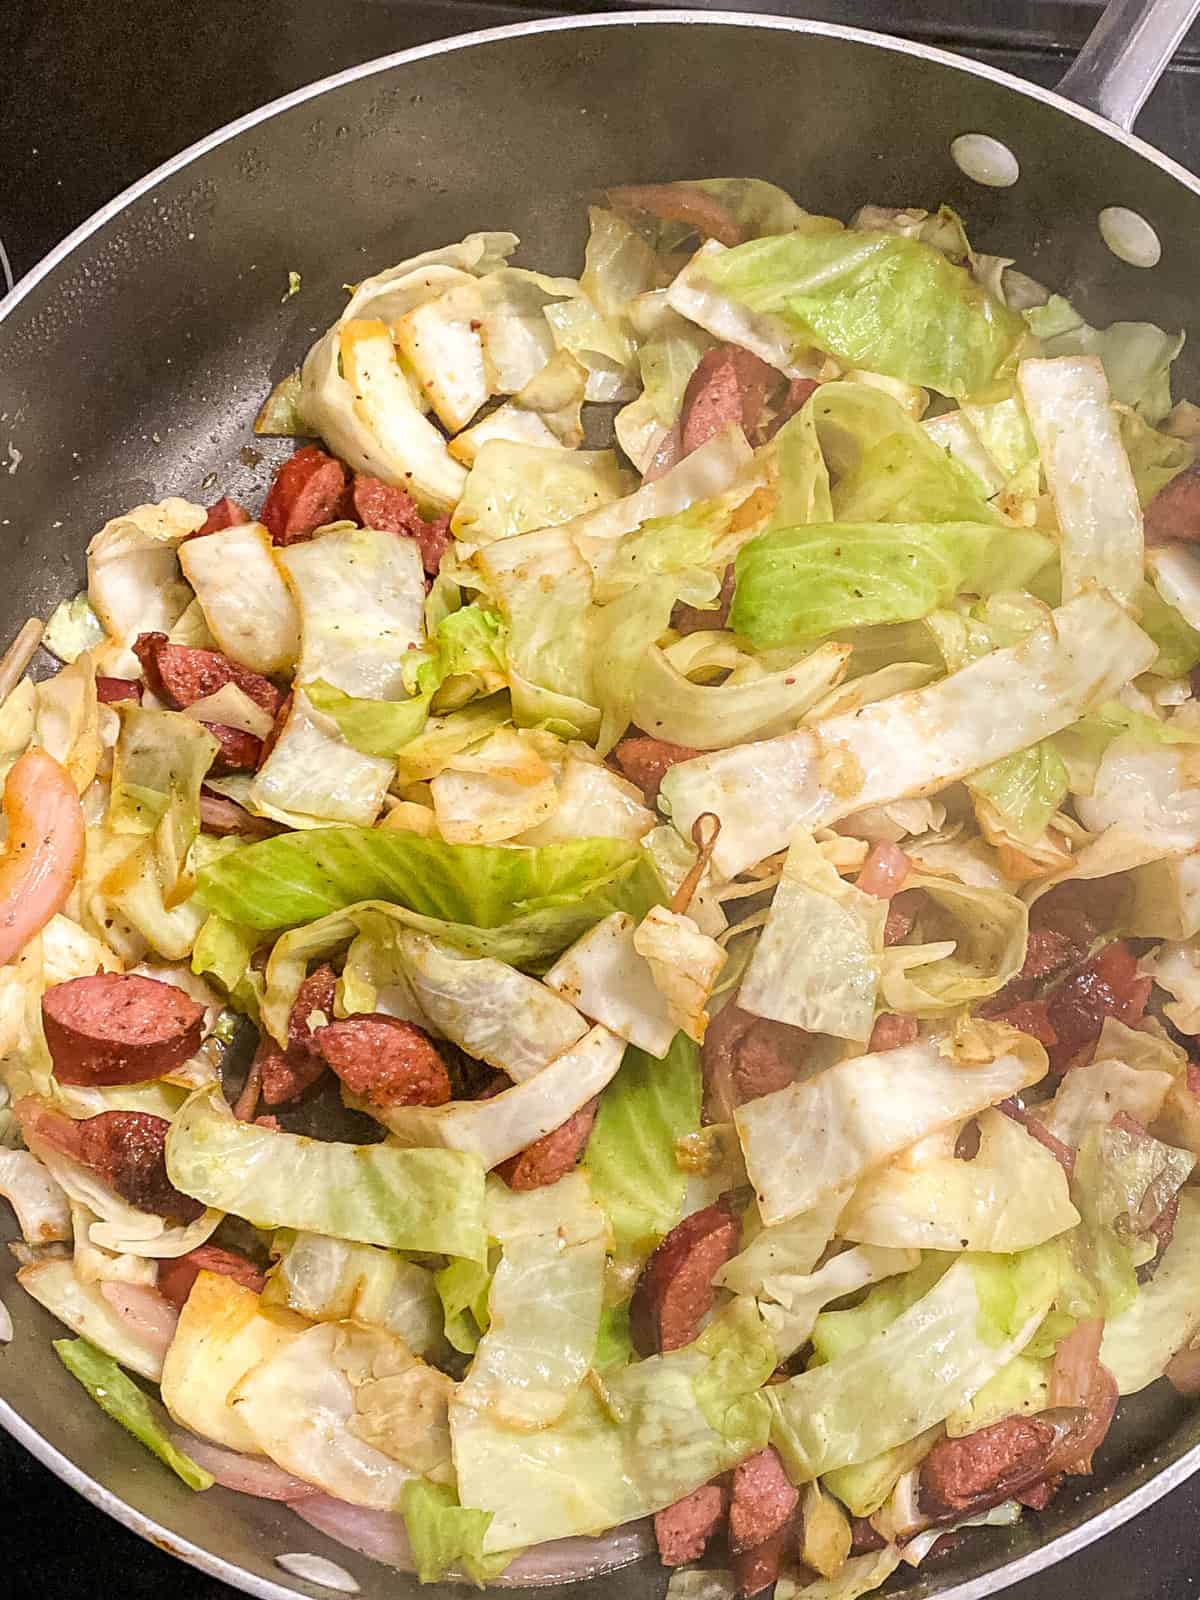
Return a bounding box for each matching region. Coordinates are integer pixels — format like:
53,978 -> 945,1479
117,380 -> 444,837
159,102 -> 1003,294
2,15 -> 1200,1600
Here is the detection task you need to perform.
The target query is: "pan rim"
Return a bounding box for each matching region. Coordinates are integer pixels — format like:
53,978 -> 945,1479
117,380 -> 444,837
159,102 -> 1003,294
4,8 -> 1200,1600
3,5 -> 1200,325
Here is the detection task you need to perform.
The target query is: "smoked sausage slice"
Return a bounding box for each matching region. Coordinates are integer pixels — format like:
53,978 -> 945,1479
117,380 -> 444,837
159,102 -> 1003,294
43,973 -> 205,1085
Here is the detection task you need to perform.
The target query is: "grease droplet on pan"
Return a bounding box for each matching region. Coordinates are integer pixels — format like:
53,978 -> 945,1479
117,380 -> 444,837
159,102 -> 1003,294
950,133 -> 1020,187
1099,206 -> 1162,267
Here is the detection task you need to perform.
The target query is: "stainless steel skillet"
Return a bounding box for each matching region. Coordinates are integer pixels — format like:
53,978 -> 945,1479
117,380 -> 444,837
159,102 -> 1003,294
2,2 -> 1200,1596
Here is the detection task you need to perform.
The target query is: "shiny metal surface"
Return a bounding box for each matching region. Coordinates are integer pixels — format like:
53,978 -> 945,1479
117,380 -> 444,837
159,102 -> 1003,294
3,10 -> 1200,1600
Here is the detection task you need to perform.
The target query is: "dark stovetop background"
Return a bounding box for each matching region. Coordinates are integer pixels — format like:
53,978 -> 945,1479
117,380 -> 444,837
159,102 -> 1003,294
2,0 -> 1200,1596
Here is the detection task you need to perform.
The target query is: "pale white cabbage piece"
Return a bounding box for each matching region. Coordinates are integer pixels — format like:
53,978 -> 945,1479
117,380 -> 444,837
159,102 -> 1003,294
662,592 -> 1156,877
735,1034 -> 1046,1225
450,442 -> 631,545
836,798 -> 946,845
86,499 -> 204,677
36,649 -> 100,794
629,640 -> 851,752
339,234 -> 520,328
544,913 -> 676,1058
166,595 -> 217,649
633,906 -> 726,1044
304,319 -> 467,514
279,526 -> 425,700
1019,356 -> 1143,609
517,750 -> 655,847
1037,1059 -> 1174,1146
1148,542 -> 1200,632
1076,736 -> 1200,852
266,1232 -> 445,1359
666,241 -> 817,376
429,727 -> 560,845
71,1199 -> 155,1288
42,591 -> 106,665
17,1258 -> 166,1379
642,825 -> 725,939
376,1025 -> 625,1168
839,1108 -> 1080,1251
1142,937 -> 1200,1032
1123,853 -> 1200,940
757,1245 -> 921,1362
250,689 -> 394,827
449,350 -> 587,465
0,1148 -> 72,1243
614,391 -> 665,474
40,913 -> 121,987
740,828 -> 886,1043
767,1256 -> 1055,1479
0,676 -> 36,786
1100,1188 -> 1200,1393
398,931 -> 587,1081
233,1321 -> 453,1504
569,426 -> 756,568
180,683 -> 274,739
716,1188 -> 851,1298
393,280 -> 490,432
461,1176 -> 607,1427
179,522 -> 300,675
922,411 -> 1007,496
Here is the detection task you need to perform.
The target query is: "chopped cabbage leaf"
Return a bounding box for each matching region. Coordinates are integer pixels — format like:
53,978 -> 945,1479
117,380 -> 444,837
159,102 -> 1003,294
756,1245 -> 921,1363
166,1087 -> 487,1259
278,526 -> 425,699
662,591 -> 1155,877
161,1269 -> 306,1452
0,1148 -> 71,1244
42,592 -> 105,665
451,1311 -> 773,1551
730,521 -> 1052,652
878,872 -> 1027,1016
1100,1188 -> 1200,1392
584,1033 -> 702,1261
716,1189 -> 849,1299
735,1030 -> 1046,1225
739,828 -> 886,1043
666,242 -> 823,376
450,442 -> 630,545
1019,356 -> 1143,609
702,230 -> 1024,399
398,930 -> 587,1081
768,1252 -> 1056,1478
544,912 -> 678,1058
430,727 -> 560,845
249,689 -> 395,828
86,499 -> 204,677
233,1320 -> 453,1505
840,1108 -> 1080,1251
518,750 -> 655,847
460,1175 -> 607,1427
264,1231 -> 445,1358
1026,295 -> 1184,423
370,1025 -> 625,1169
401,1478 -> 511,1586
304,680 -> 431,760
967,740 -> 1070,845
55,1337 -> 213,1491
17,1259 -> 167,1380
178,522 -> 300,675
632,906 -> 726,1045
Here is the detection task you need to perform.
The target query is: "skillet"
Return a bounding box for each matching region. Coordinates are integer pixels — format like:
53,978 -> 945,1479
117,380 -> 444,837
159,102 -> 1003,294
3,4 -> 1200,1596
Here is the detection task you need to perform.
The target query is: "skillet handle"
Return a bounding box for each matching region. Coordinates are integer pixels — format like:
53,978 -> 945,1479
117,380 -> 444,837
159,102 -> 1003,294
1057,0 -> 1200,129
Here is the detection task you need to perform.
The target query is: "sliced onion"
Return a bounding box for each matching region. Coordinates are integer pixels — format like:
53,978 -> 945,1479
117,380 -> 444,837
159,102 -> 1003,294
605,184 -> 742,247
172,1431 -> 321,1501
292,1496 -> 654,1585
1046,1365 -> 1119,1475
1167,1343 -> 1200,1395
1049,1317 -> 1103,1410
99,1282 -> 179,1362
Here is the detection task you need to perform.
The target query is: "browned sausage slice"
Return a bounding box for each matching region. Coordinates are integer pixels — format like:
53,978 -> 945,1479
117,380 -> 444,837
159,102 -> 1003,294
76,1110 -> 205,1220
96,677 -> 143,704
254,966 -> 340,1108
352,475 -> 453,576
654,1482 -> 728,1567
496,1096 -> 600,1191
680,345 -> 783,455
919,1416 -> 1058,1520
629,1198 -> 741,1356
730,1446 -> 800,1598
157,1244 -> 266,1309
187,496 -> 253,540
672,566 -> 737,637
702,1004 -> 805,1122
316,1015 -> 452,1110
43,973 -> 205,1085
1145,465 -> 1200,544
613,736 -> 703,804
867,1012 -> 919,1053
132,632 -> 284,717
260,444 -> 350,544
203,722 -> 264,773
